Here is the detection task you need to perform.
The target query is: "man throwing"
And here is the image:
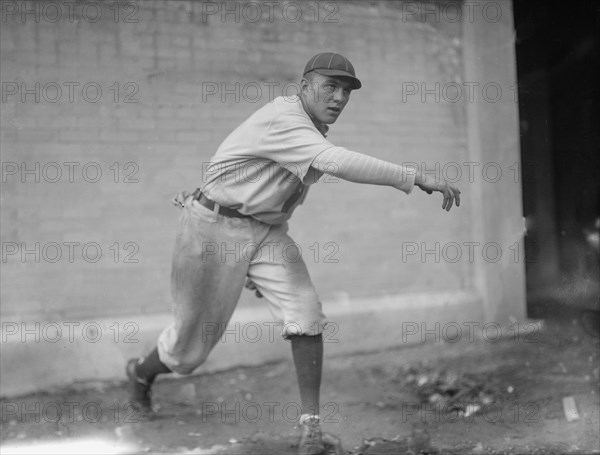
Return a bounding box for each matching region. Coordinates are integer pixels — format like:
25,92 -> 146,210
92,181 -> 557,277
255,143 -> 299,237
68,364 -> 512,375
126,52 -> 460,455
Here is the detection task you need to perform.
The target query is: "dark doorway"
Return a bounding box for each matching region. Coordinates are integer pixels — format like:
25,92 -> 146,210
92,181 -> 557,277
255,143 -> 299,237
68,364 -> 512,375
513,0 -> 599,322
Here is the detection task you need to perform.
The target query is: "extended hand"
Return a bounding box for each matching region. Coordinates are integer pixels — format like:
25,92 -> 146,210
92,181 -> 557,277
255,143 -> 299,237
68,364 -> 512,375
415,175 -> 461,211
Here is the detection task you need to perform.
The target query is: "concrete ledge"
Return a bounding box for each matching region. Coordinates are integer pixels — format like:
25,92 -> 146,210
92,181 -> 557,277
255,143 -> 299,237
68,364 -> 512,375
0,290 -> 482,397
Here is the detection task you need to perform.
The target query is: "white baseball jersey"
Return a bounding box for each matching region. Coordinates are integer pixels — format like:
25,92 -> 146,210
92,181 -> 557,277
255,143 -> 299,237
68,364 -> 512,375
201,95 -> 415,225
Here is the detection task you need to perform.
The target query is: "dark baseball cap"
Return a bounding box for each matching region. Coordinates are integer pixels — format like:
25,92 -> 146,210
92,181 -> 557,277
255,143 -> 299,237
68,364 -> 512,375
303,52 -> 362,90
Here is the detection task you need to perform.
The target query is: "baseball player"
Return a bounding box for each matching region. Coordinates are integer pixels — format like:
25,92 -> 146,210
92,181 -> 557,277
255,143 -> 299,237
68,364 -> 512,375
126,52 -> 460,455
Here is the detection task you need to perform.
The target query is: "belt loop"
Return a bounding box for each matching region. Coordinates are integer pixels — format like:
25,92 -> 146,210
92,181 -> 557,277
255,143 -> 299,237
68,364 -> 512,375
212,200 -> 220,220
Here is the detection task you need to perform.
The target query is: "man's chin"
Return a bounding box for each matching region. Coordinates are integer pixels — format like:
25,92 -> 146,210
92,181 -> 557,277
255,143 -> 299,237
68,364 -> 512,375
322,114 -> 340,124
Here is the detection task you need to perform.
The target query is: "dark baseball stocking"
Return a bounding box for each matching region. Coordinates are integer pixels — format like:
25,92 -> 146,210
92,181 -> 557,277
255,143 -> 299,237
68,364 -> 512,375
136,347 -> 171,384
290,334 -> 323,417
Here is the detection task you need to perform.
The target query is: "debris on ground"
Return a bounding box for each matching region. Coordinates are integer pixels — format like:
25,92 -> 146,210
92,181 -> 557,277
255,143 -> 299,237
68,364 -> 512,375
322,432 -> 344,455
399,366 -> 501,418
356,428 -> 432,455
562,396 -> 580,422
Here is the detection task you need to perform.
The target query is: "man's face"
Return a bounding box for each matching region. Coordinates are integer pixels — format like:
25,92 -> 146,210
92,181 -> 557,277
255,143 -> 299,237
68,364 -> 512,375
301,72 -> 354,124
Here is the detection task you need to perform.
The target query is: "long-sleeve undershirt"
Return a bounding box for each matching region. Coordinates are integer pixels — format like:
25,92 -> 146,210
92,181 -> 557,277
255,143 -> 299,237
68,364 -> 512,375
312,147 -> 416,193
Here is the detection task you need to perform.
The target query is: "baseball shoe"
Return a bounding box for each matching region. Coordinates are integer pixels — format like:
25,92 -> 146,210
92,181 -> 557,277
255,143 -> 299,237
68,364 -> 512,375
126,358 -> 153,416
298,415 -> 325,455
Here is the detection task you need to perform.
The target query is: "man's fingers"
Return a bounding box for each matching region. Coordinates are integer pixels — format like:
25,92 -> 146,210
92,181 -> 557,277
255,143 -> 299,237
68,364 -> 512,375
428,182 -> 460,211
440,184 -> 461,211
245,278 -> 263,297
171,195 -> 184,207
445,190 -> 453,211
448,186 -> 460,209
172,190 -> 191,207
419,181 -> 460,211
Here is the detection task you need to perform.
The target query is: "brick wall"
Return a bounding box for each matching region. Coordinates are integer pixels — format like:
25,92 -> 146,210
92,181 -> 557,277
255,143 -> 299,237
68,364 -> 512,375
1,0 -> 474,322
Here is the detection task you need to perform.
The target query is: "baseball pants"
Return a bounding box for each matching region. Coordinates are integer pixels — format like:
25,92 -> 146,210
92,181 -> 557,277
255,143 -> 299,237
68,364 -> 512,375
157,195 -> 327,374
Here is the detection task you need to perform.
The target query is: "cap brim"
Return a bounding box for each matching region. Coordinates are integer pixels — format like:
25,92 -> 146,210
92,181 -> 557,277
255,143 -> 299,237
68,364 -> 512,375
310,69 -> 362,90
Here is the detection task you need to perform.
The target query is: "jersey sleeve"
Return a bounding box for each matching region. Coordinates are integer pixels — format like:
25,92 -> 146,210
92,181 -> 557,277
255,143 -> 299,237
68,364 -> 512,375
311,147 -> 417,194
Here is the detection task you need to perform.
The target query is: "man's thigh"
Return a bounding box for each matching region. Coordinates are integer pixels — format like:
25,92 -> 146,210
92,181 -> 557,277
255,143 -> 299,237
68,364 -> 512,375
159,199 -> 257,373
247,224 -> 326,339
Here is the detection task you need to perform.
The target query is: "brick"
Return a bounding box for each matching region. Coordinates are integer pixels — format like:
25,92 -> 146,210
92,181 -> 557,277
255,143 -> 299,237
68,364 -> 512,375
99,130 -> 138,142
16,127 -> 58,142
121,118 -> 156,130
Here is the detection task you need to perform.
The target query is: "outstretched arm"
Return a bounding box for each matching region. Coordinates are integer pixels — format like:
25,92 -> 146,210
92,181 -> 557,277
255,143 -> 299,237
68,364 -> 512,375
311,147 -> 416,193
312,148 -> 461,211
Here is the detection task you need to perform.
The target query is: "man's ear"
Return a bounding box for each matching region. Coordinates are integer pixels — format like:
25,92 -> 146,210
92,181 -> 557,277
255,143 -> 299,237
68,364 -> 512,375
300,77 -> 311,95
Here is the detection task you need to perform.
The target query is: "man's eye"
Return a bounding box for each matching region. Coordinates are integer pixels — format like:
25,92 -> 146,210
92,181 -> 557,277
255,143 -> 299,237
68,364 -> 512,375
343,89 -> 351,96
324,85 -> 335,92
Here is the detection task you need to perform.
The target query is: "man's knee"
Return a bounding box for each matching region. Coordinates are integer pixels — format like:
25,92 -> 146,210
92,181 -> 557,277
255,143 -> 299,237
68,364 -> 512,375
282,321 -> 325,339
158,346 -> 211,376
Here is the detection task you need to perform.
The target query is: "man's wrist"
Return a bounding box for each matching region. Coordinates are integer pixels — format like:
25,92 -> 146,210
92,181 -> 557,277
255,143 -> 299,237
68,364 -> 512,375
414,171 -> 424,188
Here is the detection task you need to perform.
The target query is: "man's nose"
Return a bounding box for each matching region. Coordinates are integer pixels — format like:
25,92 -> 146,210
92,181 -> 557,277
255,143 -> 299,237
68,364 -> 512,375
332,87 -> 346,103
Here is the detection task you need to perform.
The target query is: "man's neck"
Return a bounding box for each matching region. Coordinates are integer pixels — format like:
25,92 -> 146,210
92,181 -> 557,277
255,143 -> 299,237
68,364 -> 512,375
299,95 -> 329,137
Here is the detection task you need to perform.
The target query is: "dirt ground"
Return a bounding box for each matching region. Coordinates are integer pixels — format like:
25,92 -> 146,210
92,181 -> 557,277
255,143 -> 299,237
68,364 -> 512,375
1,304 -> 599,455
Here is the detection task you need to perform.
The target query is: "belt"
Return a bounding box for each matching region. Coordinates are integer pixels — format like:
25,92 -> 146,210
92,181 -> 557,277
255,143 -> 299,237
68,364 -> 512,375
193,190 -> 251,219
